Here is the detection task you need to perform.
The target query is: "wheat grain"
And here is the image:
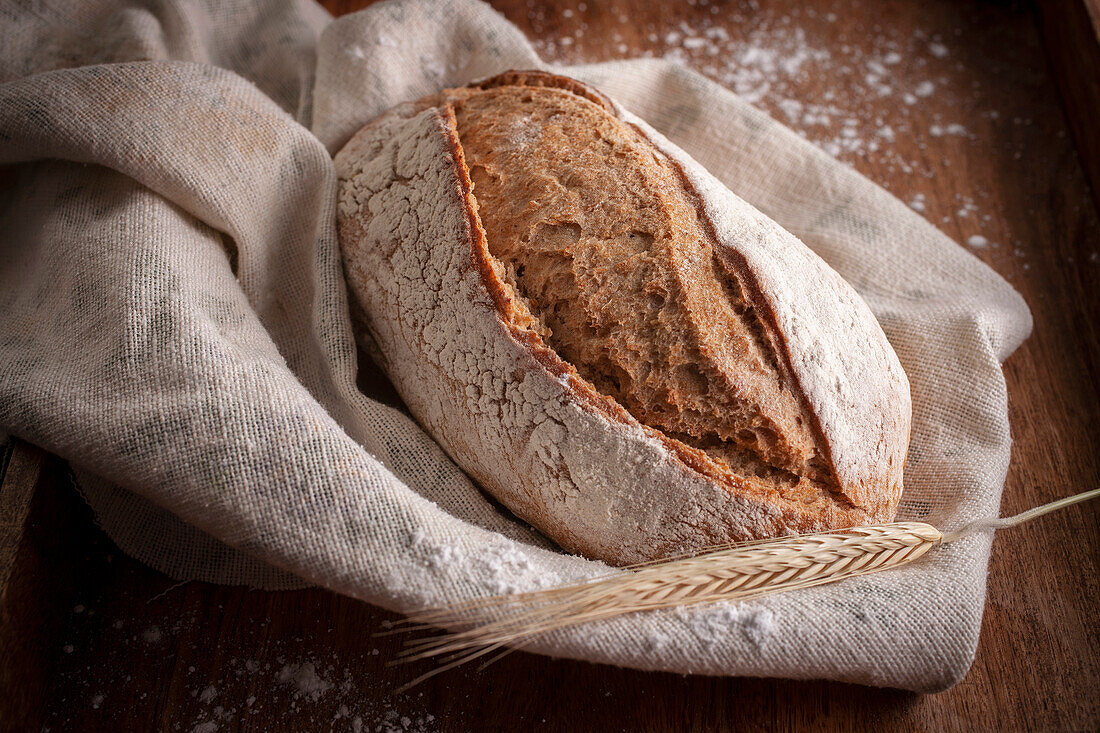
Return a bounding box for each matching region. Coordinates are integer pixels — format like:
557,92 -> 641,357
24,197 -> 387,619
397,522 -> 941,663
394,488 -> 1098,687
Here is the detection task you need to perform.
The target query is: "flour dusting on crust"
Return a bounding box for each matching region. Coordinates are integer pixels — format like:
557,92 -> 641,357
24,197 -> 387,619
335,72 -> 911,565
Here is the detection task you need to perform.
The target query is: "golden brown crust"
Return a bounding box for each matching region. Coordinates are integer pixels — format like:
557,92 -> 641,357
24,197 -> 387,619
445,74 -> 857,511
470,69 -> 616,111
445,103 -> 641,433
335,70 -> 909,565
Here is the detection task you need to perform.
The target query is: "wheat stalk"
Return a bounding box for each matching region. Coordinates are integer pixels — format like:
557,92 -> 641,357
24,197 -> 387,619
393,489 -> 1099,688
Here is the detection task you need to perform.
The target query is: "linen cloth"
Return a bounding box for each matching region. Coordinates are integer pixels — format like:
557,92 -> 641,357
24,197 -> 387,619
0,0 -> 1032,691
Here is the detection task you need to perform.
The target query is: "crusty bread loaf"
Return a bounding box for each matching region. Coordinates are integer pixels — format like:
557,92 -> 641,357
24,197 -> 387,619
335,71 -> 911,566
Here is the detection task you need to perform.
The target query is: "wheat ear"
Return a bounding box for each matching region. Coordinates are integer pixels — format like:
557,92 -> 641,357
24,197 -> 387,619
394,489 -> 1099,687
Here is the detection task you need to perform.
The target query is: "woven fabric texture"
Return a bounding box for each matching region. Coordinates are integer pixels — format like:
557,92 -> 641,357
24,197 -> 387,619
0,0 -> 1031,691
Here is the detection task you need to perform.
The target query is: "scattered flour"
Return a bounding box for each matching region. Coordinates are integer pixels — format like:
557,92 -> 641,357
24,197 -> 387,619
930,123 -> 968,137
957,199 -> 980,218
477,540 -> 551,595
530,5 -> 986,186
409,528 -> 466,571
54,10 -> 1056,731
277,662 -> 333,702
676,603 -> 776,649
54,607 -> 441,732
741,608 -> 776,646
373,709 -> 436,732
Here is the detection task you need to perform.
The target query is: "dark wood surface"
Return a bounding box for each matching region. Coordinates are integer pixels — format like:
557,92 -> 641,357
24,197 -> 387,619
1037,0 -> 1100,212
3,0 -> 1099,730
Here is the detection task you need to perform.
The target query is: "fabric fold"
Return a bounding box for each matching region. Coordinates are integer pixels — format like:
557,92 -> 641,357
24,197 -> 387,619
0,0 -> 1032,691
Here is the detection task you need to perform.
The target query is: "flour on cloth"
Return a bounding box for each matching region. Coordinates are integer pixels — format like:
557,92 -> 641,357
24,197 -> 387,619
0,0 -> 1031,691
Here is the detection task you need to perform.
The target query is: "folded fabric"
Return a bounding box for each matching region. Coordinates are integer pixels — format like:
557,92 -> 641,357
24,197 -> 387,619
0,0 -> 1031,691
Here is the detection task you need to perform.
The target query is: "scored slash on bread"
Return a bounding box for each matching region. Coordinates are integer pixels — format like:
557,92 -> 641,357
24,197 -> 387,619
335,70 -> 911,566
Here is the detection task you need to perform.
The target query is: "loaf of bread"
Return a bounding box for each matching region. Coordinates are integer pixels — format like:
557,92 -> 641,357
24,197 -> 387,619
335,71 -> 911,566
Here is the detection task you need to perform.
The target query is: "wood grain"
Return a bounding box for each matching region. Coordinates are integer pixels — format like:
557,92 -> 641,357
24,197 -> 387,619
1037,0 -> 1100,211
3,0 -> 1098,731
0,440 -> 43,594
1,456 -> 84,732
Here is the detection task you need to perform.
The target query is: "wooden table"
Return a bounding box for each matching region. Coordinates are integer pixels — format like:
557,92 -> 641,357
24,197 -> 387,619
3,0 -> 1098,730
